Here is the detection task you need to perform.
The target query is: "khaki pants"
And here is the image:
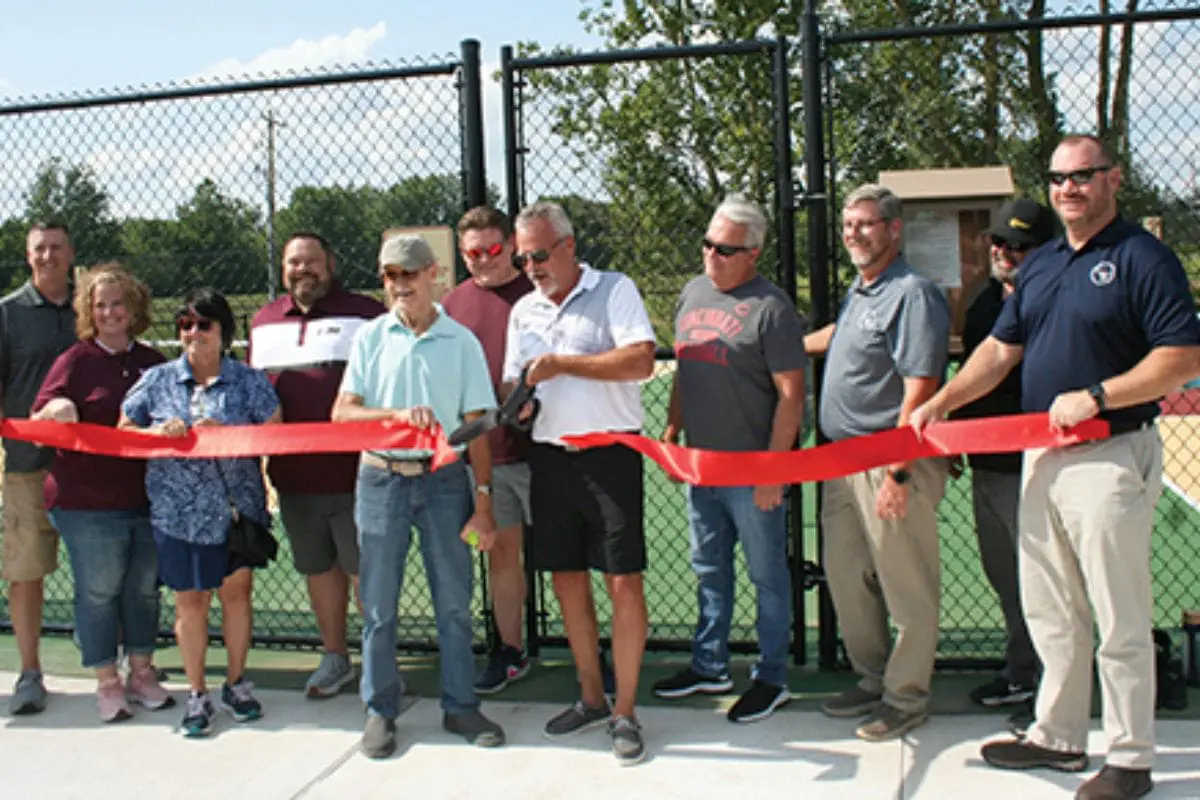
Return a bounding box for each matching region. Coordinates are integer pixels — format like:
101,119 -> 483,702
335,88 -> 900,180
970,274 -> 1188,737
821,458 -> 947,713
1,470 -> 58,581
1021,427 -> 1161,769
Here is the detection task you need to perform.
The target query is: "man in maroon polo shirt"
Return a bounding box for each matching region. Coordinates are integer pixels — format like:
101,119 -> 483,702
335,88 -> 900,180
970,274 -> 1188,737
250,231 -> 385,698
443,206 -> 535,694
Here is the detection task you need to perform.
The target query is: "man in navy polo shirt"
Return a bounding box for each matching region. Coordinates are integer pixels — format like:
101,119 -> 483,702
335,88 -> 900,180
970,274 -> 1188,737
250,231 -> 385,698
913,134 -> 1200,800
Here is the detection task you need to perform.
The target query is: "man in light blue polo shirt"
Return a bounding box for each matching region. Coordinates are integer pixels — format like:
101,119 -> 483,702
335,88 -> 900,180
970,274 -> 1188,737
332,234 -> 502,760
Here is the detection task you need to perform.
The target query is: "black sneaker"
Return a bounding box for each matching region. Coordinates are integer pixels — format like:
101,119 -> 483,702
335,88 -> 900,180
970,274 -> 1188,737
1076,765 -> 1153,799
727,680 -> 789,723
609,715 -> 645,766
475,645 -> 531,695
220,678 -> 263,722
543,699 -> 612,740
181,692 -> 215,738
980,738 -> 1088,772
970,676 -> 1036,708
653,667 -> 735,699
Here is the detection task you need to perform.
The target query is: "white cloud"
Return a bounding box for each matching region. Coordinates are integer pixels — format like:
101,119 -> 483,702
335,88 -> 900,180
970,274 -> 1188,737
194,22 -> 388,80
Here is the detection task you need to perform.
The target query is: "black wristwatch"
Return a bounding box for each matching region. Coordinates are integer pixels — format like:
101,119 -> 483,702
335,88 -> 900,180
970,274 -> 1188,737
889,468 -> 912,486
1087,383 -> 1108,412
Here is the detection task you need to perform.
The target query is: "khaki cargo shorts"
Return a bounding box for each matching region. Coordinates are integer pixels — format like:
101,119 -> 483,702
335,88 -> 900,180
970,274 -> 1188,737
1,470 -> 59,581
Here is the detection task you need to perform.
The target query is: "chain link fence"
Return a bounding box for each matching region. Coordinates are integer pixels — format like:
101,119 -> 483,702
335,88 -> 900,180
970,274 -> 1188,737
823,2 -> 1200,664
0,51 -> 481,650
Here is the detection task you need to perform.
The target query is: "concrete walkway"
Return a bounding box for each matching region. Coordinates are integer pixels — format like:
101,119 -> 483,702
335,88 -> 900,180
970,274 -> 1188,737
4,670 -> 1200,799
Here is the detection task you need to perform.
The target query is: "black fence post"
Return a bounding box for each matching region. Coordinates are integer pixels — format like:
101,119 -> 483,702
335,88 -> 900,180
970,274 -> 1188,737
772,35 -> 806,666
802,0 -> 839,671
460,38 -> 487,210
501,45 -> 522,220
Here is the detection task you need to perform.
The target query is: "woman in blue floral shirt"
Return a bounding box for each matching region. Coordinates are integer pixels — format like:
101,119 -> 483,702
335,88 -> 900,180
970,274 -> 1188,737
120,287 -> 280,738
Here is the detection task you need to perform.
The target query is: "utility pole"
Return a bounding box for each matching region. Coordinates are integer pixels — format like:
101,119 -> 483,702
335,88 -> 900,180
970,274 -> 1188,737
263,109 -> 285,300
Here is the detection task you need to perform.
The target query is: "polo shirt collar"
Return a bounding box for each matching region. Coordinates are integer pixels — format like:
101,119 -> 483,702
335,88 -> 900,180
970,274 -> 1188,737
20,280 -> 71,309
171,354 -> 235,386
281,280 -> 347,317
384,303 -> 453,339
1051,214 -> 1132,254
852,257 -> 908,297
533,262 -> 597,308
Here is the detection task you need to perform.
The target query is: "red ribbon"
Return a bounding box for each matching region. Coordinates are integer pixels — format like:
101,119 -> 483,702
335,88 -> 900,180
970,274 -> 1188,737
562,413 -> 1110,487
0,418 -> 460,467
1,413 -> 1108,487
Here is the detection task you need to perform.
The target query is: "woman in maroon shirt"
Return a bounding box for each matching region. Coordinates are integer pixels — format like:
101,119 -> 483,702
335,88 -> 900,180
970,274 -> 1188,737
32,263 -> 173,723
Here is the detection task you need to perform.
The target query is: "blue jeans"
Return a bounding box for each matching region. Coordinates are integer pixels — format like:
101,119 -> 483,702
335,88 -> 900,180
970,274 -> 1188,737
48,508 -> 160,669
688,485 -> 792,686
355,461 -> 477,719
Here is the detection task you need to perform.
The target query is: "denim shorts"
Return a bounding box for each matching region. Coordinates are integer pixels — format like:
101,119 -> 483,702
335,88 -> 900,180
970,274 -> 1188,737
154,530 -> 254,591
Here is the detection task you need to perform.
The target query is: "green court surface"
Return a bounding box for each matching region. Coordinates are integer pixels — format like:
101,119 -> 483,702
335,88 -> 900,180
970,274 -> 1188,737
4,369 -> 1200,665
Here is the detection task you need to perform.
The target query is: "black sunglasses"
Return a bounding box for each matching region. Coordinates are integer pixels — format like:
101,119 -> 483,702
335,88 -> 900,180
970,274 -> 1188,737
702,238 -> 755,258
990,236 -> 1032,252
1047,165 -> 1113,187
176,315 -> 214,333
513,237 -> 567,270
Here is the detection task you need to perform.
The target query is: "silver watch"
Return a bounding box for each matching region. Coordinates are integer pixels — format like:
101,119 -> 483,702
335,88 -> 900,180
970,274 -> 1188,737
475,483 -> 492,496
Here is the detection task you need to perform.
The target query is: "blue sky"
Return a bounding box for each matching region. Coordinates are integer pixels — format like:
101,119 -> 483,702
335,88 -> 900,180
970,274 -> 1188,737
0,0 -> 602,98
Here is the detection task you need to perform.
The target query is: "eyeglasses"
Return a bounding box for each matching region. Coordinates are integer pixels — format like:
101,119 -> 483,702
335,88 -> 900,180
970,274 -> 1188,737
702,238 -> 754,258
513,237 -> 567,270
990,236 -> 1031,252
176,316 -> 214,333
462,242 -> 506,261
1048,165 -> 1113,186
842,218 -> 886,234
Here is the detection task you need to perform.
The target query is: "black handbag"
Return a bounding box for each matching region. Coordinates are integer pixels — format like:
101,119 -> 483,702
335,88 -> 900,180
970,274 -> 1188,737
214,460 -> 278,568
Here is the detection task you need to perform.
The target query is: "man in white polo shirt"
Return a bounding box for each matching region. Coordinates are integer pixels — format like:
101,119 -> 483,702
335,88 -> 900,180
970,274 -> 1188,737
504,201 -> 656,766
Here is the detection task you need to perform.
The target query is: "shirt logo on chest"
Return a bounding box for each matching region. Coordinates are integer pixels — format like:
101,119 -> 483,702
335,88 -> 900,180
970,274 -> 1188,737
1089,261 -> 1117,287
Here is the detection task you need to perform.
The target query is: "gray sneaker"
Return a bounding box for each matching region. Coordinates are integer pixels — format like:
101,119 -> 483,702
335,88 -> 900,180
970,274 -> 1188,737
820,685 -> 882,718
543,699 -> 612,740
305,652 -> 355,699
361,714 -> 397,759
443,709 -> 505,747
609,715 -> 646,766
10,670 -> 47,715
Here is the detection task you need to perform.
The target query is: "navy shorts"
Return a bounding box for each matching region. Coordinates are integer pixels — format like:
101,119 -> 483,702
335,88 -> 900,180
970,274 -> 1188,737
154,530 -> 254,591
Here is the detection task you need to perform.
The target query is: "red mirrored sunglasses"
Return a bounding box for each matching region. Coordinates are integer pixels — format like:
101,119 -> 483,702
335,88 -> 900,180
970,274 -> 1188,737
462,242 -> 505,260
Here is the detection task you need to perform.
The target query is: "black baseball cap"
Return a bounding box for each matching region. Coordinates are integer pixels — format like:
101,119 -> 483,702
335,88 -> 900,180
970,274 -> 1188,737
988,198 -> 1056,248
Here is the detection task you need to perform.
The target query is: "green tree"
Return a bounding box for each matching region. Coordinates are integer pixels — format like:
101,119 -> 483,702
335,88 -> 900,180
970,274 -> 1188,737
0,217 -> 28,293
23,158 -> 122,263
173,179 -> 265,296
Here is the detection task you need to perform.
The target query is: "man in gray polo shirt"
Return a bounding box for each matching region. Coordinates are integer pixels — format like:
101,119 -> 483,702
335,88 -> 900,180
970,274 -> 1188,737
654,196 -> 807,724
0,221 -> 78,714
804,184 -> 950,742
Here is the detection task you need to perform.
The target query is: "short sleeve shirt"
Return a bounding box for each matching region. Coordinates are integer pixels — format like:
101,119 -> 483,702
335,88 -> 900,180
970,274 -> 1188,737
442,274 -> 535,464
503,265 -> 656,443
121,356 -> 279,545
33,339 -> 167,510
249,283 -> 385,494
339,308 -> 496,458
0,281 -> 77,472
819,258 -> 951,441
992,217 -> 1200,424
674,273 -> 809,451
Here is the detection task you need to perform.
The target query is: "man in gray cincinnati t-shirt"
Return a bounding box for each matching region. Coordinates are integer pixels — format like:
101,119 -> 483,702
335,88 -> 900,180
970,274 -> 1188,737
654,196 -> 807,724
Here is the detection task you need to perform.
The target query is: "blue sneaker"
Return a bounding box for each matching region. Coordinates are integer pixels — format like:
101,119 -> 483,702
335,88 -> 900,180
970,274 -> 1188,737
181,692 -> 215,737
220,678 -> 263,722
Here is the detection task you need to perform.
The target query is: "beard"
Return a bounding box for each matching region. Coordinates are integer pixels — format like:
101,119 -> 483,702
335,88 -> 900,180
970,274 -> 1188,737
289,275 -> 330,306
990,257 -> 1018,286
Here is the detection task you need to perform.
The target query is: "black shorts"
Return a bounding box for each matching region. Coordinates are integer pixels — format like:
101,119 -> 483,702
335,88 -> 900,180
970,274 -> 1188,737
528,441 -> 645,575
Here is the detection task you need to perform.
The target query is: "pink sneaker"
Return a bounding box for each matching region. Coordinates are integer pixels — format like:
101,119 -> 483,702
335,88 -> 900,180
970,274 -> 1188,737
126,665 -> 176,711
97,678 -> 133,723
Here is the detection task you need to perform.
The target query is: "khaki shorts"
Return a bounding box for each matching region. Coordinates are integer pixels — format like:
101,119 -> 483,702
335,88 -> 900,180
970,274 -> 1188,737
1,470 -> 59,581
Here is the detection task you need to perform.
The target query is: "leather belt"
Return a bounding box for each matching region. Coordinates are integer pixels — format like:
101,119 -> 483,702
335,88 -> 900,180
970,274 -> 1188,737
361,451 -> 433,476
1107,419 -> 1154,437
